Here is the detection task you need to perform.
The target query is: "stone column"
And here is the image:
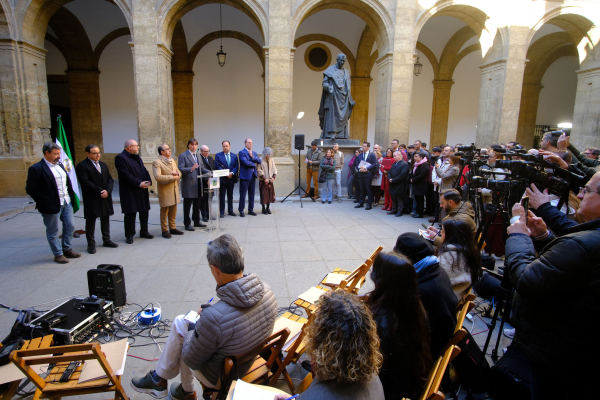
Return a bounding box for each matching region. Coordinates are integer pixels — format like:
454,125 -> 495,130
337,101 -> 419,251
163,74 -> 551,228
476,27 -> 529,147
516,83 -> 543,149
172,71 -> 194,154
66,69 -> 103,161
0,40 -> 51,196
430,80 -> 454,147
349,76 -> 372,143
571,66 -> 600,150
265,0 -> 295,196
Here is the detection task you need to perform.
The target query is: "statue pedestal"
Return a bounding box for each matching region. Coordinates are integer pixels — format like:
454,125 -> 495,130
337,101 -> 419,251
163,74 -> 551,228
315,138 -> 361,148
308,138 -> 363,198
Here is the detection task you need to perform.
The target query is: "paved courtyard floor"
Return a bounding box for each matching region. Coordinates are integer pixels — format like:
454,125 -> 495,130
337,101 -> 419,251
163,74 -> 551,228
0,198 -> 510,399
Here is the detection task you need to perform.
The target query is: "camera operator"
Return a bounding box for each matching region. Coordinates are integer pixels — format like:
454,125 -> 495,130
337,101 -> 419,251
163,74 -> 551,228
505,172 -> 600,400
560,134 -> 599,178
426,189 -> 476,247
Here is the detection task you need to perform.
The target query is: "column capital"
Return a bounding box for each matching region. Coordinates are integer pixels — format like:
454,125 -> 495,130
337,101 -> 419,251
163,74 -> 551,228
18,40 -> 47,60
432,80 -> 455,88
157,44 -> 173,62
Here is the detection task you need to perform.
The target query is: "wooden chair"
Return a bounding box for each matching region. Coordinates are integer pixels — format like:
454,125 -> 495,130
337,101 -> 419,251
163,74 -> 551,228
0,335 -> 54,400
420,345 -> 461,400
455,286 -> 476,314
9,342 -> 128,400
439,300 -> 475,357
202,328 -> 290,400
294,372 -> 313,395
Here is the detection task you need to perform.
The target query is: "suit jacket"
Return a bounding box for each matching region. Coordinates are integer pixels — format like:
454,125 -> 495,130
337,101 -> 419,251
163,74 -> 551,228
238,148 -> 262,180
214,151 -> 239,184
152,156 -> 182,207
388,159 -> 409,197
114,150 -> 151,214
410,162 -> 430,196
26,159 -> 76,215
76,158 -> 114,219
355,151 -> 379,180
178,150 -> 201,199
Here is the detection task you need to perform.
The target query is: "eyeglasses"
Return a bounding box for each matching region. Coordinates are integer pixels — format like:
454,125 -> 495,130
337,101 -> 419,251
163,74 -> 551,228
579,187 -> 600,196
90,152 -> 101,155
584,152 -> 593,156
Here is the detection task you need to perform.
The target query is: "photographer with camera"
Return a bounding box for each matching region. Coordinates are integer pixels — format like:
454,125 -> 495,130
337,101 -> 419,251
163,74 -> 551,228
505,172 -> 600,400
426,189 -> 476,247
559,133 -> 599,178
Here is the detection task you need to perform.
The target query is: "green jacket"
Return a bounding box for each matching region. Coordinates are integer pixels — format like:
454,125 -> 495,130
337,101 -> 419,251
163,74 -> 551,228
320,158 -> 336,179
306,147 -> 324,171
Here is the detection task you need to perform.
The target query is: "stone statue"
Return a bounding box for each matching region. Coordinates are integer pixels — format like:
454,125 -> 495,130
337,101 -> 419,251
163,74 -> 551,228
318,53 -> 355,139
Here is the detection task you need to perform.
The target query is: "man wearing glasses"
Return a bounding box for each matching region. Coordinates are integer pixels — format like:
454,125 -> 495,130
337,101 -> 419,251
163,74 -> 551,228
115,139 -> 153,244
76,144 -> 118,254
505,174 -> 600,400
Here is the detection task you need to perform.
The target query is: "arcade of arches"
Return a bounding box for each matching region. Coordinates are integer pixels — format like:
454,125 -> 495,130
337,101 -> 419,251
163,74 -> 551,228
0,0 -> 599,197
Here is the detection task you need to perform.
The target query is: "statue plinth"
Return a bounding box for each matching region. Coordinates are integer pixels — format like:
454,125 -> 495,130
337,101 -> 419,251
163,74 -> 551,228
314,138 -> 361,149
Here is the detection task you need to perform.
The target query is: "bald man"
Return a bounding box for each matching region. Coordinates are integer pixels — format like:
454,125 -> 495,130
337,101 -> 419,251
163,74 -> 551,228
115,140 -> 153,244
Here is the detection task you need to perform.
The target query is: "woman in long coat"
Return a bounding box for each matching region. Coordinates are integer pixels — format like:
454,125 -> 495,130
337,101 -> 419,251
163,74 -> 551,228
388,151 -> 409,217
410,151 -> 430,218
257,147 -> 277,214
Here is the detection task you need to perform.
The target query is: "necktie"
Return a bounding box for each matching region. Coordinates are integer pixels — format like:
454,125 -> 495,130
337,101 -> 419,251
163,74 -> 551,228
193,153 -> 198,164
94,161 -> 101,173
226,153 -> 230,166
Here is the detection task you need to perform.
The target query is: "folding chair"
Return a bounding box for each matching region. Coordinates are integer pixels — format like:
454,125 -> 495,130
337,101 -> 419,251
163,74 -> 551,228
9,342 -> 128,400
439,300 -> 475,357
455,286 -> 476,314
202,328 -> 290,400
420,345 -> 461,400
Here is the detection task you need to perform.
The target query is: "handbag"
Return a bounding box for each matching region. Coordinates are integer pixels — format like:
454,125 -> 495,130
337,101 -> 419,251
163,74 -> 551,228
318,169 -> 326,183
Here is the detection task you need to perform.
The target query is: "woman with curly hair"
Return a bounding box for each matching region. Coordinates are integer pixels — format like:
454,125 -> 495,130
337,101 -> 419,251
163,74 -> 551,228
276,289 -> 384,399
368,251 -> 432,400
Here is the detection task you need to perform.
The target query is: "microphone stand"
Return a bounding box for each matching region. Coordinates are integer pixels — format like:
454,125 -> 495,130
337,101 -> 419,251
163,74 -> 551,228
198,171 -> 216,231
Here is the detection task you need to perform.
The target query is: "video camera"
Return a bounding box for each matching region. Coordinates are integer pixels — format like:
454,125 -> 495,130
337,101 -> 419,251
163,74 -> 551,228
471,176 -> 512,191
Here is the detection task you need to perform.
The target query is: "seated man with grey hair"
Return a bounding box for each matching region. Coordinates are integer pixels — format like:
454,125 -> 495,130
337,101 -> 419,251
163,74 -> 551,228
131,234 -> 277,400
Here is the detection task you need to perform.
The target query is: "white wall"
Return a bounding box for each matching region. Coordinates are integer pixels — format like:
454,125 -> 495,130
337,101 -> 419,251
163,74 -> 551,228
536,56 -> 579,126
409,54 -> 434,144
99,36 -> 137,152
292,41 -> 348,145
295,10 -> 365,57
44,40 -> 67,75
64,0 -> 128,49
447,51 -> 481,146
366,60 -> 378,145
192,38 -> 264,154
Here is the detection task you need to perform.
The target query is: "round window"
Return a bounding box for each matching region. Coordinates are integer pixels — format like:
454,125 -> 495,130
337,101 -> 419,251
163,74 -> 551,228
305,43 -> 331,72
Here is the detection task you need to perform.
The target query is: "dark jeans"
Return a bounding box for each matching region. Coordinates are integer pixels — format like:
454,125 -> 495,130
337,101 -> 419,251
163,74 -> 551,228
200,182 -> 210,219
85,215 -> 110,246
183,197 -> 200,226
391,194 -> 404,213
357,175 -> 373,205
425,183 -> 434,212
219,178 -> 236,214
372,186 -> 381,204
124,211 -> 149,238
433,190 -> 440,221
414,194 -> 425,216
239,177 -> 256,212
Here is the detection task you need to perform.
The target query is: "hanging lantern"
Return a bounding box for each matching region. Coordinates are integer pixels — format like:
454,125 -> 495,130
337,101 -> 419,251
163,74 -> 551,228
217,46 -> 226,67
414,56 -> 423,76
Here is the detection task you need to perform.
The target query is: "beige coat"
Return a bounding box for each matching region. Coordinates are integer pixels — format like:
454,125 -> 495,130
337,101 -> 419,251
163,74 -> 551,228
152,156 -> 181,207
257,157 -> 277,180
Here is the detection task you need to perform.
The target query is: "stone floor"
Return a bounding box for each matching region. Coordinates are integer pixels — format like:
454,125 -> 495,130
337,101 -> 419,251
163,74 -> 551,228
0,197 -> 511,400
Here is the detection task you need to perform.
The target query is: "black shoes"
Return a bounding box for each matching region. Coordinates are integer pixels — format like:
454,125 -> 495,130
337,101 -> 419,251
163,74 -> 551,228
239,211 -> 245,217
267,209 -> 272,214
185,225 -> 195,231
170,229 -> 184,235
220,214 -> 224,218
355,204 -> 364,208
412,214 -> 423,218
87,245 -> 96,254
365,205 -> 372,210
202,217 -> 209,222
126,237 -> 134,244
140,232 -> 154,239
229,212 -> 237,217
386,210 -> 396,215
103,241 -> 119,248
353,199 -> 360,203
193,222 -> 206,228
248,211 -> 257,216
262,209 -> 268,214
396,212 -> 403,217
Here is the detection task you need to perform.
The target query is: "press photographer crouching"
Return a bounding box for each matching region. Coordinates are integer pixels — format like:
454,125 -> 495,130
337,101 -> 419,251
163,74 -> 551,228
505,172 -> 600,400
426,189 -> 477,248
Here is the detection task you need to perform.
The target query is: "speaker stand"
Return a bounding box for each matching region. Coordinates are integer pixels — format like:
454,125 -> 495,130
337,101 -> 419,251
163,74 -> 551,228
281,148 -> 315,208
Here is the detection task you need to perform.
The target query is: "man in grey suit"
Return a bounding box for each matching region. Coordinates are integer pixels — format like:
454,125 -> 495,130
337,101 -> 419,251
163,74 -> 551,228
178,138 -> 206,231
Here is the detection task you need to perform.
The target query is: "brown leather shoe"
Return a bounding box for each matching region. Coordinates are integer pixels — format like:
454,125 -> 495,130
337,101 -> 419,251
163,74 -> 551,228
162,231 -> 172,239
301,194 -> 309,198
169,229 -> 184,235
64,249 -> 81,258
54,255 -> 69,264
312,196 -> 319,200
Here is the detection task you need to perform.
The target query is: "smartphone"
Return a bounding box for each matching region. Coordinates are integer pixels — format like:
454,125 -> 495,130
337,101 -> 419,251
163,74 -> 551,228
522,196 -> 530,226
184,310 -> 200,324
422,223 -> 429,230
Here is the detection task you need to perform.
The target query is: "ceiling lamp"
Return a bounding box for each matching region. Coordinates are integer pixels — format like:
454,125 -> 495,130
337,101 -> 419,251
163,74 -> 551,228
414,53 -> 423,77
217,4 -> 226,67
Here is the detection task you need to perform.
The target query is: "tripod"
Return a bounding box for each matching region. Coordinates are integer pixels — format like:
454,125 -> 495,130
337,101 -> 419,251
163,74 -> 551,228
476,190 -> 514,365
281,148 -> 315,207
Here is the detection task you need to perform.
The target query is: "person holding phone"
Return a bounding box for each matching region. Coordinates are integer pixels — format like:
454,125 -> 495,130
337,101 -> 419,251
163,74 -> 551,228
115,139 -> 154,244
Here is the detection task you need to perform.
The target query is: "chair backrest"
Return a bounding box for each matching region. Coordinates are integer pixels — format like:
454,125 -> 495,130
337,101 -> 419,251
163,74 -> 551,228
338,246 -> 383,293
221,328 -> 290,392
455,286 -> 476,314
420,345 -> 461,400
439,300 -> 474,357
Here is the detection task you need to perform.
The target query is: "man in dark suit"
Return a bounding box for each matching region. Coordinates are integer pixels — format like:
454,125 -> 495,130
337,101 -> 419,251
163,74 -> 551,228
76,144 -> 119,254
238,138 -> 262,217
26,142 -> 81,264
115,139 -> 153,244
355,141 -> 379,210
178,138 -> 206,231
199,145 -> 215,222
387,150 -> 410,217
214,140 -> 239,218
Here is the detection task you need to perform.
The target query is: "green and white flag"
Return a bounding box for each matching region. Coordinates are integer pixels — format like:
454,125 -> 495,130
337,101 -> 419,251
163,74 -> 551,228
55,116 -> 80,213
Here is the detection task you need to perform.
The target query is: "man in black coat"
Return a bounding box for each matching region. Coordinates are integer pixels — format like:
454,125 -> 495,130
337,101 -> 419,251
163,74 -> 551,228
506,177 -> 600,400
198,145 -> 215,222
394,232 -> 457,358
115,139 -> 153,244
354,141 -> 379,210
76,144 -> 118,254
26,142 -> 81,264
387,150 -> 409,217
